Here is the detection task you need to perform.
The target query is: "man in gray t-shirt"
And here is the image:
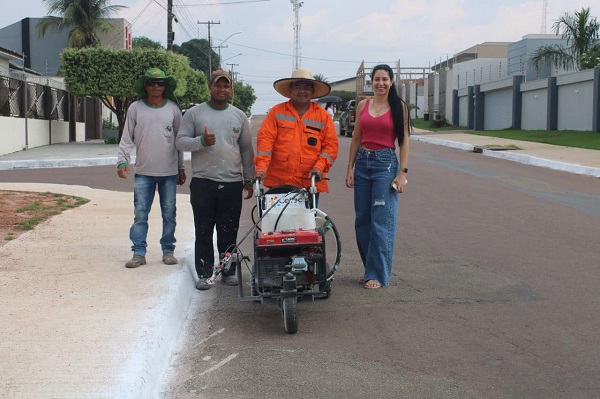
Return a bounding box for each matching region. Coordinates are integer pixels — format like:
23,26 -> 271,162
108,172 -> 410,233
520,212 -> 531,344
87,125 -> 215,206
176,70 -> 255,290
117,68 -> 186,269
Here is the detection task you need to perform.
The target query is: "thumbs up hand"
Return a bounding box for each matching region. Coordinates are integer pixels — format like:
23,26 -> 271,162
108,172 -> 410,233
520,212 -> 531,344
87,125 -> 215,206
202,125 -> 216,146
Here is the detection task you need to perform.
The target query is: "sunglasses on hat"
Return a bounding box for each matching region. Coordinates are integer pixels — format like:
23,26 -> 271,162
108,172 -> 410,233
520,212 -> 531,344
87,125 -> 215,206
145,80 -> 167,87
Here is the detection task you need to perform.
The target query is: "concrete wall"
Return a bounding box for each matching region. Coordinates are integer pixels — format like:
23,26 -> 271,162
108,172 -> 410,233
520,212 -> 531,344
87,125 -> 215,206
451,66 -> 599,132
557,69 -> 595,131
480,78 -> 514,130
0,116 -> 84,156
521,80 -> 548,130
1,116 -> 27,154
458,92 -> 468,127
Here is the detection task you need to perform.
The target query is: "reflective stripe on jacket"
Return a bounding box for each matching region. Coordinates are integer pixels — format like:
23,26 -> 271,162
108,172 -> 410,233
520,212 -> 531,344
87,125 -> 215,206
255,101 -> 338,192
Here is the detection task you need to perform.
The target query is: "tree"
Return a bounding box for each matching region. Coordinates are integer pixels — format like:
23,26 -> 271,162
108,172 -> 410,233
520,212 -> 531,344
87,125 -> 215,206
178,68 -> 210,110
531,7 -> 600,72
37,0 -> 125,48
231,81 -> 256,116
330,90 -> 355,103
580,46 -> 600,69
61,47 -> 204,139
132,36 -> 164,50
173,39 -> 219,76
313,73 -> 329,83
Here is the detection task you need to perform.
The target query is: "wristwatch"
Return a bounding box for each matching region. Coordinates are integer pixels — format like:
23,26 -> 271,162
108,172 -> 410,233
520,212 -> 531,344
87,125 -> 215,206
400,167 -> 408,173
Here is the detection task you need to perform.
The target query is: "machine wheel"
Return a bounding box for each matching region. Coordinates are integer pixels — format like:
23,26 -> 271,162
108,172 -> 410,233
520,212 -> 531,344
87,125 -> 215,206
282,296 -> 298,334
319,280 -> 332,299
250,263 -> 258,297
339,122 -> 346,136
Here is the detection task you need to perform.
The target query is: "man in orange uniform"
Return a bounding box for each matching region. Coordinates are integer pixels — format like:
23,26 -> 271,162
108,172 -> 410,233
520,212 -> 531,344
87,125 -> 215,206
255,69 -> 338,194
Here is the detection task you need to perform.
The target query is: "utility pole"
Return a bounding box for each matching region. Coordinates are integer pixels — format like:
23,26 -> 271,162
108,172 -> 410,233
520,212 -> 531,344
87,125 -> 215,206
226,63 -> 239,83
198,20 -> 220,76
167,0 -> 174,51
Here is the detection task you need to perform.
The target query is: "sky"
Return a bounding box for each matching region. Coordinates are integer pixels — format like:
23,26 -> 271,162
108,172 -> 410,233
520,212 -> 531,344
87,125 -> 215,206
0,0 -> 593,114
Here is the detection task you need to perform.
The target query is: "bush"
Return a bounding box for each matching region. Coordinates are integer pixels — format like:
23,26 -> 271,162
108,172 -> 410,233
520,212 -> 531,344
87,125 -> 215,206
104,137 -> 119,144
102,118 -> 117,129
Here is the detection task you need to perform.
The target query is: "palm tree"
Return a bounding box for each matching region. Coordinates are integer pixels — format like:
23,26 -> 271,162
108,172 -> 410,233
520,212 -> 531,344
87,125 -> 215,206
313,73 -> 329,83
531,7 -> 600,72
37,0 -> 125,48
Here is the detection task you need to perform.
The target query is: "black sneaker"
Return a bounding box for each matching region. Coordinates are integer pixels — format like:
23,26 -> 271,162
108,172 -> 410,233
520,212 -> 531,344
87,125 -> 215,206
195,278 -> 211,290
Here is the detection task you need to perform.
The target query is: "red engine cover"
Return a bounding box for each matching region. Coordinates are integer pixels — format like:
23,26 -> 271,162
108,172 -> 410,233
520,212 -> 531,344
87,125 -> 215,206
257,229 -> 322,246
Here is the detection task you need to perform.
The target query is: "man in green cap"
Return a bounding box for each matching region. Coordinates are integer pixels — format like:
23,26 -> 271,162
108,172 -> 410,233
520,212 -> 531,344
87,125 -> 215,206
117,67 -> 186,268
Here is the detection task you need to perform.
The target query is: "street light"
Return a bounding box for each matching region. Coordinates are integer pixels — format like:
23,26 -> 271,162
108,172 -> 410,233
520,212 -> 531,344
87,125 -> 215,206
216,31 -> 242,68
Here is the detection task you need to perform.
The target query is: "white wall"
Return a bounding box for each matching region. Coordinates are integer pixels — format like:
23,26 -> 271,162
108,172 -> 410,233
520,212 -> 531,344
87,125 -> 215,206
557,70 -> 595,131
483,87 -> 513,130
50,120 -> 70,143
0,118 -> 86,156
521,80 -> 548,130
0,116 -> 26,155
27,119 -> 51,149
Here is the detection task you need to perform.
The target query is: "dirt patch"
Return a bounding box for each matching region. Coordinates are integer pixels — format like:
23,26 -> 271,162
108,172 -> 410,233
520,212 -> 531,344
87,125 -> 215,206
0,190 -> 89,246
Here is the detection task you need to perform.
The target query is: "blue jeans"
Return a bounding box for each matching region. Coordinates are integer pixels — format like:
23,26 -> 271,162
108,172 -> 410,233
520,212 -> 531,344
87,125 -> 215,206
353,147 -> 398,286
130,174 -> 177,256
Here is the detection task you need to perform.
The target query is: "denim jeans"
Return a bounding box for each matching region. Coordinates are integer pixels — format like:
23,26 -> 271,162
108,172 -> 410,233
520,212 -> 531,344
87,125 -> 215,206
353,147 -> 398,286
130,174 -> 177,256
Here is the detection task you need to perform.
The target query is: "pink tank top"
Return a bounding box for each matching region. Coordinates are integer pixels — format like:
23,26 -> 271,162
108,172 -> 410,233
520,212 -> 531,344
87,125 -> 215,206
359,100 -> 396,150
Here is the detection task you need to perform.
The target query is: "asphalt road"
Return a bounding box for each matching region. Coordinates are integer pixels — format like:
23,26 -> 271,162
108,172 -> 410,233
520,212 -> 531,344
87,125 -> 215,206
161,118 -> 600,399
2,116 -> 599,399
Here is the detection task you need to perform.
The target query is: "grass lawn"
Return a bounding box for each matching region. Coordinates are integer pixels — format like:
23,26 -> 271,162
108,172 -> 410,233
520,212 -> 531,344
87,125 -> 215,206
411,118 -> 600,151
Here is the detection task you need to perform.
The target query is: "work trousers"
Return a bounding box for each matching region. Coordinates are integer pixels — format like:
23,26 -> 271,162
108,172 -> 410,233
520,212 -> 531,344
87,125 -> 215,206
190,177 -> 243,279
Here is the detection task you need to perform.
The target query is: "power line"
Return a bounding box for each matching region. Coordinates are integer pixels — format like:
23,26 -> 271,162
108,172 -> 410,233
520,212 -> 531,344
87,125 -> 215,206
177,0 -> 270,7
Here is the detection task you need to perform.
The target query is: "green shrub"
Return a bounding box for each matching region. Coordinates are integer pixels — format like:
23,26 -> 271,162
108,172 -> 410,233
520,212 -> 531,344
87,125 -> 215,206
104,137 -> 120,144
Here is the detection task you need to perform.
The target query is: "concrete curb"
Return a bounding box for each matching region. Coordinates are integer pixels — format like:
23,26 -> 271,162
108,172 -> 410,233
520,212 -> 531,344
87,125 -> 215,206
411,135 -> 600,178
115,234 -> 197,398
0,157 -> 120,170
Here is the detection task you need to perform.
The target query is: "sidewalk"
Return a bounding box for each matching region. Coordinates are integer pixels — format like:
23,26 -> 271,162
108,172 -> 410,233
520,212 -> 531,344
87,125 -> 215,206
0,131 -> 598,398
411,129 -> 600,178
0,183 -> 200,398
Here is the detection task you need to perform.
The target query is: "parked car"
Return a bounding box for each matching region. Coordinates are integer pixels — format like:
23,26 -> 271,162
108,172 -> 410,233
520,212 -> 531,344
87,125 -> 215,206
338,99 -> 356,137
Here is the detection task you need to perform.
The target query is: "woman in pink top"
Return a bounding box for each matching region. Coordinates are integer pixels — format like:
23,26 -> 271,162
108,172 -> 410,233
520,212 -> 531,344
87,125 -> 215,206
345,64 -> 411,289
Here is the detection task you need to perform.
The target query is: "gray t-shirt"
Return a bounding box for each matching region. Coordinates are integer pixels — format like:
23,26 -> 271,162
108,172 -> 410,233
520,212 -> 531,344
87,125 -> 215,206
176,102 -> 255,182
117,99 -> 183,176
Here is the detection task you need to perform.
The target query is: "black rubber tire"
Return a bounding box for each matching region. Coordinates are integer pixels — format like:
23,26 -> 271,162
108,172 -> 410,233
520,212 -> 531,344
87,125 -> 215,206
282,296 -> 298,334
339,121 -> 346,136
320,279 -> 332,299
250,263 -> 258,297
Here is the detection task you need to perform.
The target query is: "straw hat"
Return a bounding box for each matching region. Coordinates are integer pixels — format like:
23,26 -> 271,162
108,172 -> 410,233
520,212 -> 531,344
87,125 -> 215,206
273,69 -> 331,99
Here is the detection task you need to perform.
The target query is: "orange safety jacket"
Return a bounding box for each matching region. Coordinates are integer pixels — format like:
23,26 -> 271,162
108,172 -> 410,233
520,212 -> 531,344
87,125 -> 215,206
255,101 -> 339,192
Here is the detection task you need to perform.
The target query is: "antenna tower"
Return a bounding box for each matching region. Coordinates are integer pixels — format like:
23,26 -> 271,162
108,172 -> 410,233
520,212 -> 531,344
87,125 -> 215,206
541,0 -> 548,34
290,0 -> 303,70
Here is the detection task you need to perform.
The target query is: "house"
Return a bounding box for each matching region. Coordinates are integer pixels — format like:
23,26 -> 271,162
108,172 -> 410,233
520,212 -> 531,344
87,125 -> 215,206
0,17 -> 132,75
0,17 -> 133,151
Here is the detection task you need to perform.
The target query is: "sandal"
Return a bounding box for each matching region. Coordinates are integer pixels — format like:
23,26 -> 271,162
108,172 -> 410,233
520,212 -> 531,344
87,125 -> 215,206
364,280 -> 381,289
358,276 -> 364,284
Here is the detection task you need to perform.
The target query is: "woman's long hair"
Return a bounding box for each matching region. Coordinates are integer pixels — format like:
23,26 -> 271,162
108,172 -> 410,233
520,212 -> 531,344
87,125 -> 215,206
371,64 -> 411,145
